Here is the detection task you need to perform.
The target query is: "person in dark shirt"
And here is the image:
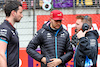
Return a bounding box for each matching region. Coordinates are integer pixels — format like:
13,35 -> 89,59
0,1 -> 23,67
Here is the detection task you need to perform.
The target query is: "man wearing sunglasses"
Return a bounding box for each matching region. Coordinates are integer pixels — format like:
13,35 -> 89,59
26,10 -> 73,67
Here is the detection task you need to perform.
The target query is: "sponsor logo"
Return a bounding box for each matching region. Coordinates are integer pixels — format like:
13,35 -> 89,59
60,33 -> 65,37
11,30 -> 15,35
90,39 -> 96,46
0,29 -> 7,37
47,33 -> 52,39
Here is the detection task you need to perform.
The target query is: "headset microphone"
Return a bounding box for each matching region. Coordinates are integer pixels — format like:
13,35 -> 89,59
75,29 -> 77,32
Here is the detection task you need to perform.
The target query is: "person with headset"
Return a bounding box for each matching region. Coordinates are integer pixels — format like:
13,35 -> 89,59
26,10 -> 74,67
73,15 -> 99,67
0,1 -> 23,67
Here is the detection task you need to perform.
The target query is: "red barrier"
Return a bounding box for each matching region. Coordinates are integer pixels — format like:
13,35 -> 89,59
19,48 -> 100,67
19,48 -> 28,67
22,1 -> 28,10
37,14 -> 100,43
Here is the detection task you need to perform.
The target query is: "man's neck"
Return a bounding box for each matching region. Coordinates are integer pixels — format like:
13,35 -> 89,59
6,17 -> 15,26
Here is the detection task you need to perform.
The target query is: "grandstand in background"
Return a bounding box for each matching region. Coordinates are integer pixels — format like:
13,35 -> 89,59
0,0 -> 100,10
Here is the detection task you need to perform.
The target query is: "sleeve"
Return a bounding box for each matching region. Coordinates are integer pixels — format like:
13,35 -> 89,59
78,37 -> 95,59
59,32 -> 74,64
26,30 -> 44,62
0,28 -> 11,44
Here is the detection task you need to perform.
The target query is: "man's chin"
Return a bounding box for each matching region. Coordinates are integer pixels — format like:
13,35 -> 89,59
15,20 -> 20,23
56,27 -> 60,29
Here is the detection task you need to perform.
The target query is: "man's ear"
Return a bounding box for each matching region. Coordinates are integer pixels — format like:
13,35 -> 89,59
11,10 -> 16,16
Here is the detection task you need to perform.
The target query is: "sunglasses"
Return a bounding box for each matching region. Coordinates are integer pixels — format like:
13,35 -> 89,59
55,20 -> 62,22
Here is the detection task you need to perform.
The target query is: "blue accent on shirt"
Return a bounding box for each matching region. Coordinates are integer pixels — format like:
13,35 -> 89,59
0,39 -> 8,44
5,49 -> 7,58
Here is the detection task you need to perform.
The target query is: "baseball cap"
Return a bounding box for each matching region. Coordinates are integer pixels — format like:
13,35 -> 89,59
50,10 -> 63,20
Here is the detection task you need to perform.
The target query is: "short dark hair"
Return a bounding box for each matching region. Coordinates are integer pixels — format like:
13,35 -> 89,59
4,1 -> 22,17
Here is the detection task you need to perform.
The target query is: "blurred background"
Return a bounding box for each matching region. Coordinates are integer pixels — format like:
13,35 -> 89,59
0,0 -> 100,67
0,0 -> 99,48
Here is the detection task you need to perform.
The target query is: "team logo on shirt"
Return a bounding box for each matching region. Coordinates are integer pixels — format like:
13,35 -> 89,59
11,30 -> 15,35
47,33 -> 52,39
60,33 -> 65,37
0,29 -> 7,37
90,39 -> 96,46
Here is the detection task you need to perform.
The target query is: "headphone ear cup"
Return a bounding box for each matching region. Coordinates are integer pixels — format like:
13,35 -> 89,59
82,23 -> 89,32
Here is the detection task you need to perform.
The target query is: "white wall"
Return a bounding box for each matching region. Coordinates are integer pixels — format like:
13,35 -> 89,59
0,8 -> 100,48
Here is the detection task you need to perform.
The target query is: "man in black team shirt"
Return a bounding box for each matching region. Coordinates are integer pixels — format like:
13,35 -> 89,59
0,1 -> 23,67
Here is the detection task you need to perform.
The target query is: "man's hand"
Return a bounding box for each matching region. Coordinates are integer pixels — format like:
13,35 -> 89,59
41,57 -> 46,64
47,58 -> 62,67
76,30 -> 88,39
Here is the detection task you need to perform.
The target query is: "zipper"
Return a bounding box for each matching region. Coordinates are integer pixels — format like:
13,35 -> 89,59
55,36 -> 58,58
55,36 -> 58,67
55,29 -> 60,67
53,25 -> 62,67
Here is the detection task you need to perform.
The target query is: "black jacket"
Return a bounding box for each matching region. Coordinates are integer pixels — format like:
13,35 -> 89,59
26,22 -> 73,67
75,30 -> 99,67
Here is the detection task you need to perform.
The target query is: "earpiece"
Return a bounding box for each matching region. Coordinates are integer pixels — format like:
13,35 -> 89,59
82,15 -> 90,32
75,29 -> 77,32
82,23 -> 89,32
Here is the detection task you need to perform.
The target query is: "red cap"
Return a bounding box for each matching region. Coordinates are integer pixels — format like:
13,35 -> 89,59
50,10 -> 63,20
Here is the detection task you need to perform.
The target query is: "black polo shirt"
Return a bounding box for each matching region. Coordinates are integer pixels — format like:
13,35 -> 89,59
0,20 -> 19,67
